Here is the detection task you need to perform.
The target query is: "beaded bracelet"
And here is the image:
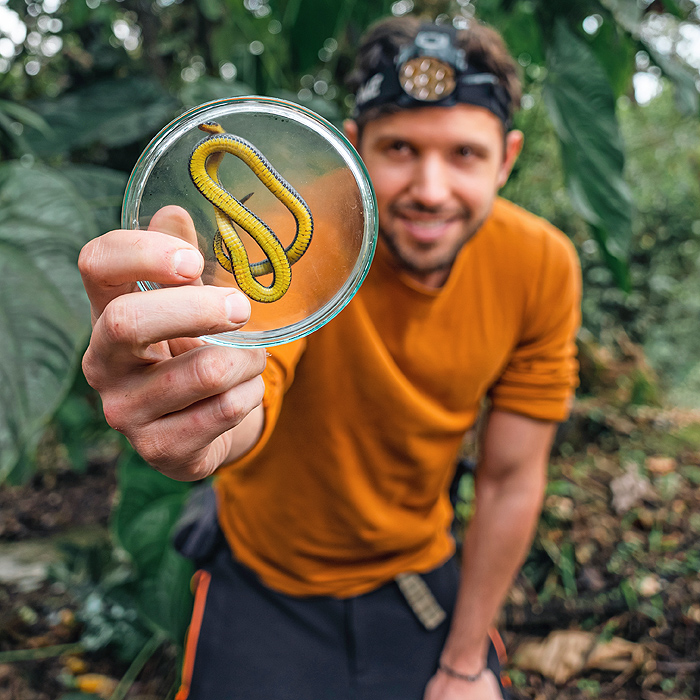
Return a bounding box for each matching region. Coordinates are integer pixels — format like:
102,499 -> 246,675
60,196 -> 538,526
438,661 -> 485,683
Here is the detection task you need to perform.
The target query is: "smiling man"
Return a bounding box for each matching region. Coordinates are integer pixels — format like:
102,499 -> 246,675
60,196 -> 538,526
346,105 -> 522,287
79,15 -> 581,700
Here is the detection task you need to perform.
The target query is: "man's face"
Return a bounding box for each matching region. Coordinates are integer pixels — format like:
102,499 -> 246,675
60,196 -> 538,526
346,104 -> 522,287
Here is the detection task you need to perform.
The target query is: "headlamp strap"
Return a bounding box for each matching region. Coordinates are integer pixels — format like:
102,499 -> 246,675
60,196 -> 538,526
354,23 -> 512,129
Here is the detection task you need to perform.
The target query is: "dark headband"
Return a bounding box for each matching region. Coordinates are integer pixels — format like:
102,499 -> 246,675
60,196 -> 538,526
353,24 -> 512,130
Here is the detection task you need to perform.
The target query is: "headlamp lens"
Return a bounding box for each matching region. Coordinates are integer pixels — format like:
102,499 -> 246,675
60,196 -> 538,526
398,57 -> 456,102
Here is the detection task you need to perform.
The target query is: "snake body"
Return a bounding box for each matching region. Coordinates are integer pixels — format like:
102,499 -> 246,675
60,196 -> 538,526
188,122 -> 313,303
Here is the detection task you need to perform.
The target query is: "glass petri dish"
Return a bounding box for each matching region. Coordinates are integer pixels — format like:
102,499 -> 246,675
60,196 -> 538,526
122,96 -> 377,348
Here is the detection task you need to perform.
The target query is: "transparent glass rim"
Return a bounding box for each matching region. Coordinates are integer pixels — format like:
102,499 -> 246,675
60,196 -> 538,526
122,95 -> 377,348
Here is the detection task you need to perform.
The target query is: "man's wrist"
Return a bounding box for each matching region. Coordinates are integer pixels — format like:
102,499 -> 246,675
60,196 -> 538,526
438,661 -> 485,683
439,636 -> 489,677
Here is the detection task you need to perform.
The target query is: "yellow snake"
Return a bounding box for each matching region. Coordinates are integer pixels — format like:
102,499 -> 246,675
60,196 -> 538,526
188,122 -> 313,303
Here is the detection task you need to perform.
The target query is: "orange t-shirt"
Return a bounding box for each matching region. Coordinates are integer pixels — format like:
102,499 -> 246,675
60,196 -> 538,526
215,198 -> 581,597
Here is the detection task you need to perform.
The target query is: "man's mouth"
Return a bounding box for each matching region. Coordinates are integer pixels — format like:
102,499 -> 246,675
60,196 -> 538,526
395,213 -> 461,244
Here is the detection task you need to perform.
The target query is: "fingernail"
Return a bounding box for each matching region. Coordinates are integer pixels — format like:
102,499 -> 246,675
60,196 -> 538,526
173,249 -> 202,278
225,292 -> 250,322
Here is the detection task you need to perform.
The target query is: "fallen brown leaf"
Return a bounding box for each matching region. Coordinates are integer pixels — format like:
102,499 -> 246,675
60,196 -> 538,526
646,456 -> 677,475
512,630 -> 649,684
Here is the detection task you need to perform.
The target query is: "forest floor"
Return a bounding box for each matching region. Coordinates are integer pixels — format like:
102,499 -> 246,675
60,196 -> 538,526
501,397 -> 700,700
1,371 -> 699,698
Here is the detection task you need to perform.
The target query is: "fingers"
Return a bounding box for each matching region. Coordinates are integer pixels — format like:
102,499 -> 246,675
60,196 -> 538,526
129,375 -> 266,481
79,206 -> 204,321
88,284 -> 251,366
114,351 -> 267,481
99,344 -> 266,426
85,341 -> 267,481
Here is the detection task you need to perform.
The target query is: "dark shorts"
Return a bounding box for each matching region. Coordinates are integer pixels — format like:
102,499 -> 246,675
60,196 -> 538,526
175,546 -> 507,700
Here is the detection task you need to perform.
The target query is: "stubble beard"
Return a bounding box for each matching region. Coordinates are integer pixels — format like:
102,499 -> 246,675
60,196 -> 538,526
379,204 -> 487,280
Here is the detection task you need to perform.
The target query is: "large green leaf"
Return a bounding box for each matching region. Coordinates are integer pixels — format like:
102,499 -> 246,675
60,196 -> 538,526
287,0 -> 342,74
112,452 -> 193,643
59,165 -> 128,235
587,18 -> 637,98
0,100 -> 51,159
543,21 -> 634,288
112,451 -> 191,552
120,492 -> 188,575
137,545 -> 195,643
0,162 -> 96,482
25,77 -> 179,157
496,1 -> 546,66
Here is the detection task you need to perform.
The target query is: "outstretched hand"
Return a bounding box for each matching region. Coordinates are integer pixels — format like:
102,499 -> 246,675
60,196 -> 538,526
79,205 -> 266,481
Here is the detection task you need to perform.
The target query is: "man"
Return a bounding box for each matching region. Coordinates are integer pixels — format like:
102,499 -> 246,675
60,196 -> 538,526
79,16 -> 580,700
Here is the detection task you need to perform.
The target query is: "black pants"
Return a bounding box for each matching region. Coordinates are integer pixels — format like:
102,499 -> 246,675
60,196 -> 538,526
176,547 -> 506,700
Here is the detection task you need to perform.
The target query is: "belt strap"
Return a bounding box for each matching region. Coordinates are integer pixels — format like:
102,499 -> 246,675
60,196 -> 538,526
395,572 -> 447,630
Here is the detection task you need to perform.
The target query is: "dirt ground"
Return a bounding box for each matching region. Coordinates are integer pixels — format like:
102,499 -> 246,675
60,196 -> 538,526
501,401 -> 700,700
1,398 -> 699,699
0,459 -> 179,700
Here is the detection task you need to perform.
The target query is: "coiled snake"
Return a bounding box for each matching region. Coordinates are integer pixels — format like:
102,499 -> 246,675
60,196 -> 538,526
188,122 -> 313,303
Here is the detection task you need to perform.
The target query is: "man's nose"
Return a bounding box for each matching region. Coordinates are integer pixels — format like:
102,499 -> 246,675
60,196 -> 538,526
409,154 -> 451,208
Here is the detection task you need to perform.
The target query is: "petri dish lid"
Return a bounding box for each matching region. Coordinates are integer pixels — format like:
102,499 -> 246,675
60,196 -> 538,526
122,96 -> 377,348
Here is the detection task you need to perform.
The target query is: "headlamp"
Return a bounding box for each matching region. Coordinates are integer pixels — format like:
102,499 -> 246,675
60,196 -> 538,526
353,24 -> 512,130
396,28 -> 465,102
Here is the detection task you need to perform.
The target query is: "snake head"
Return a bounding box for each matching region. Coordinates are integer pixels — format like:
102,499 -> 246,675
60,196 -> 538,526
198,121 -> 226,135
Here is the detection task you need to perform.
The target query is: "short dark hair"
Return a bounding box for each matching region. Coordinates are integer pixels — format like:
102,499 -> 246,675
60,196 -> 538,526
346,16 -> 522,129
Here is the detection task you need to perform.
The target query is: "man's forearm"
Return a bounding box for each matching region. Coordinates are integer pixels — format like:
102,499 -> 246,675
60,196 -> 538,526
436,410 -> 556,679
439,466 -> 547,673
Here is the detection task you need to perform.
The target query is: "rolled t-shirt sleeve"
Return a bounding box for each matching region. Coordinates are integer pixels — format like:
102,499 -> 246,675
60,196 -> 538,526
489,231 -> 581,423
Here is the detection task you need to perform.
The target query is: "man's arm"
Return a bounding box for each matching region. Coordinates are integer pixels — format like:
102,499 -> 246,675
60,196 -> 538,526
424,409 -> 557,700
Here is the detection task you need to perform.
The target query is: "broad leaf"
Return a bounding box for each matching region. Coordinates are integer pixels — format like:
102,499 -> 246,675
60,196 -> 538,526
112,452 -> 193,643
25,77 -> 178,157
543,21 -> 634,288
587,20 -> 637,98
112,451 -> 191,553
287,0 -> 343,74
60,165 -> 128,235
0,99 -> 52,134
120,493 -> 189,576
0,162 -> 96,482
137,545 -> 195,642
497,2 -> 545,66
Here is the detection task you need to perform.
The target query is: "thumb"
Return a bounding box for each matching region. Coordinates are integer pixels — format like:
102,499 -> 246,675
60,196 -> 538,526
148,205 -> 204,286
148,205 -> 200,249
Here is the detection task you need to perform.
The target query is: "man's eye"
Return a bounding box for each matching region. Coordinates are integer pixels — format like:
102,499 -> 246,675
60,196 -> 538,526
457,146 -> 474,158
388,140 -> 412,154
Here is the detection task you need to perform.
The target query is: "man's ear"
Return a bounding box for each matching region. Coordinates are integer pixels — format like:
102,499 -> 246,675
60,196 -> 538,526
344,119 -> 359,150
497,129 -> 524,189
